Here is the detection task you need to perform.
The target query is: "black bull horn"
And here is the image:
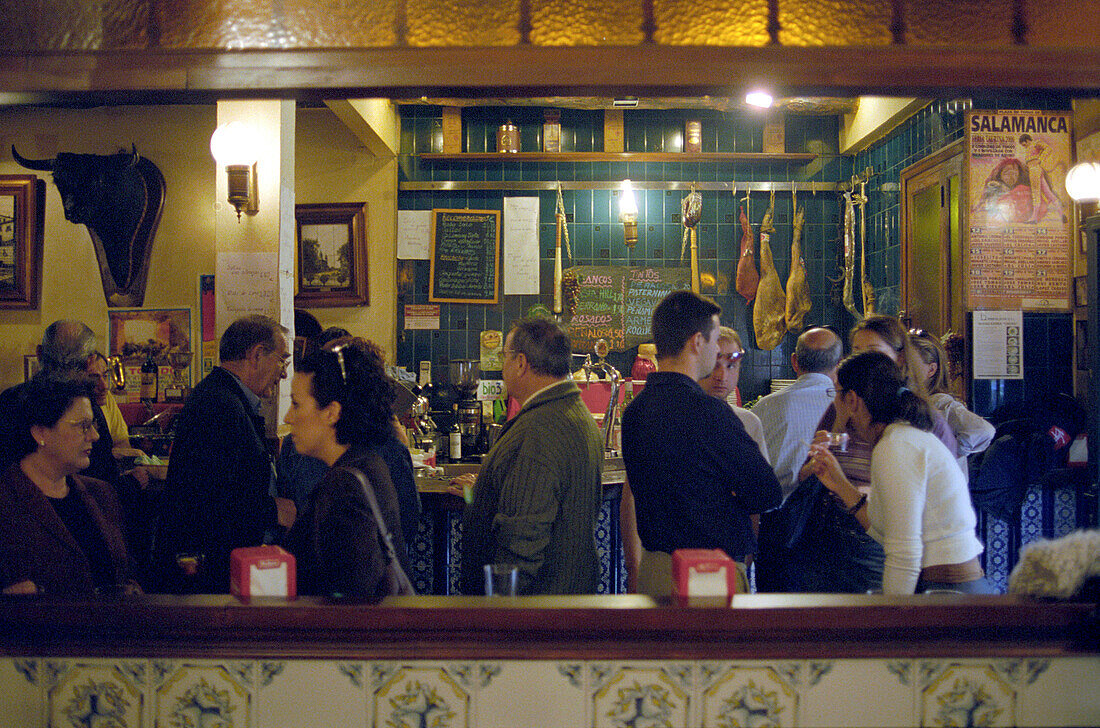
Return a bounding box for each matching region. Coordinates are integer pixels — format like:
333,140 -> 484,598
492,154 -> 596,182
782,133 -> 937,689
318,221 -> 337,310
11,145 -> 54,171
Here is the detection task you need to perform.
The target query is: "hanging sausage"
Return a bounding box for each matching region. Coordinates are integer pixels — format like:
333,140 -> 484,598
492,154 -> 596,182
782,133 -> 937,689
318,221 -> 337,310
785,189 -> 811,332
856,179 -> 876,316
753,190 -> 787,350
841,191 -> 862,322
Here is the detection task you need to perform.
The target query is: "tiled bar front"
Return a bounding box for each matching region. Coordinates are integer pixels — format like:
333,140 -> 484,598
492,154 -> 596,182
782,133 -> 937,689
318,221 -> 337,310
1,595 -> 1097,727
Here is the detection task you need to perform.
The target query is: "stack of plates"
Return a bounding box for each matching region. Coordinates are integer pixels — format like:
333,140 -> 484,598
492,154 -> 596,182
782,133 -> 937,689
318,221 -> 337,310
769,379 -> 797,393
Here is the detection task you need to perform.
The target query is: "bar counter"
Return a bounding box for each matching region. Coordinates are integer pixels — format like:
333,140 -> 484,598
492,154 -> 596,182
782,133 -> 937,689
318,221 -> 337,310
1,594 -> 1097,726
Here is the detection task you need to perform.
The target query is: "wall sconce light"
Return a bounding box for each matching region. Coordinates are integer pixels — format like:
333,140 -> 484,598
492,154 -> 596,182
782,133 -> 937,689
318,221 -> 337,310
1065,161 -> 1100,202
619,179 -> 638,248
209,121 -> 259,221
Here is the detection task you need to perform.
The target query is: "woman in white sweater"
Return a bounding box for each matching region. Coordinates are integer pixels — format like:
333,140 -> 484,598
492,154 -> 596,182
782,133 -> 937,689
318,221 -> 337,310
807,351 -> 995,595
909,331 -> 995,480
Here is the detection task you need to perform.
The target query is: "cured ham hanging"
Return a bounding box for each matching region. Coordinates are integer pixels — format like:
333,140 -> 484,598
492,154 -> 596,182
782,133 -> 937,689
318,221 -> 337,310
753,190 -> 787,350
785,190 -> 811,333
735,195 -> 759,302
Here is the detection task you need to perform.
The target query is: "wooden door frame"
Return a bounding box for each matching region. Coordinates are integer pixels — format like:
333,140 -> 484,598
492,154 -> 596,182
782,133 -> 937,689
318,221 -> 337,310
900,138 -> 965,332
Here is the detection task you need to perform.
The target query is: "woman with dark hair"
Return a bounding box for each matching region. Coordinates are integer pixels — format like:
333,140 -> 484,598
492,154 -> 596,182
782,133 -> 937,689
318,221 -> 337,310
787,315 -> 956,593
0,376 -> 136,595
281,337 -> 412,599
910,330 -> 995,479
808,351 -> 994,594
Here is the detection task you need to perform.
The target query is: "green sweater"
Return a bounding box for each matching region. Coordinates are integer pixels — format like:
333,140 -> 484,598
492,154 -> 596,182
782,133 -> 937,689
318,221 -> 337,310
460,379 -> 604,595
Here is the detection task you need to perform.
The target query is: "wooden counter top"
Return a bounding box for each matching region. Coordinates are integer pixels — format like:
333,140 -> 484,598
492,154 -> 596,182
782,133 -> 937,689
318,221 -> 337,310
2,593 -> 1095,661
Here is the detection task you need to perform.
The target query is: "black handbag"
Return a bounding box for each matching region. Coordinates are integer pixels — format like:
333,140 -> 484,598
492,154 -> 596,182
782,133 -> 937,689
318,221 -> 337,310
339,467 -> 416,596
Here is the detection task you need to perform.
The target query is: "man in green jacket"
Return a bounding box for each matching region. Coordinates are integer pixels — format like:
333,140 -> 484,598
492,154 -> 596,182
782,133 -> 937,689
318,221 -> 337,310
459,317 -> 603,595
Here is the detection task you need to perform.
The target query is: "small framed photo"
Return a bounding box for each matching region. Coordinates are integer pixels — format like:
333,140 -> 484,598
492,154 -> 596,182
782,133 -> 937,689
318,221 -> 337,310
23,354 -> 39,381
295,202 -> 369,307
1074,276 -> 1088,308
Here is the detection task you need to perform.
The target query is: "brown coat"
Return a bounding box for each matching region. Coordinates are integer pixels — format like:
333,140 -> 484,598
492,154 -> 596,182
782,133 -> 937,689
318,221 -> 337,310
0,463 -> 132,594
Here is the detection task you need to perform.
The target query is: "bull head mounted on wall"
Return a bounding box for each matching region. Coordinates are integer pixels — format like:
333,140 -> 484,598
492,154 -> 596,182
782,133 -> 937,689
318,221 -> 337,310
12,144 -> 166,307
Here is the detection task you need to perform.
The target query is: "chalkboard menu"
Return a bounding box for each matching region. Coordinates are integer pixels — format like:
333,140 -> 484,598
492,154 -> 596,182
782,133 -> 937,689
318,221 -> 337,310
429,209 -> 500,304
563,265 -> 692,352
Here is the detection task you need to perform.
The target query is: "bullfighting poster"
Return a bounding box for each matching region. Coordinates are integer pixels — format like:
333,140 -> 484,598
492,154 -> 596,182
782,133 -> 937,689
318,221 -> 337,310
965,110 -> 1073,311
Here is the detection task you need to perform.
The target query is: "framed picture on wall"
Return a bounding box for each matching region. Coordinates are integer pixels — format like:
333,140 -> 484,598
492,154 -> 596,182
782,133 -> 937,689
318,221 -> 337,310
0,175 -> 45,309
294,202 -> 369,307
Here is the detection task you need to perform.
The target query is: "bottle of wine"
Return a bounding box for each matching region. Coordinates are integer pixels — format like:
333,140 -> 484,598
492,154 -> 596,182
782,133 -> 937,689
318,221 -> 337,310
140,352 -> 158,404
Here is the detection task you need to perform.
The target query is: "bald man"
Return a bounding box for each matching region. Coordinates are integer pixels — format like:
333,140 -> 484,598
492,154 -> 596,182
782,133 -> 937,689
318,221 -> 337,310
749,326 -> 842,592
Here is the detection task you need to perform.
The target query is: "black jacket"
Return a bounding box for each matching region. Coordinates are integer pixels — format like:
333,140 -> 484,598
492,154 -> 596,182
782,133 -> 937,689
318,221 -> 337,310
153,366 -> 277,593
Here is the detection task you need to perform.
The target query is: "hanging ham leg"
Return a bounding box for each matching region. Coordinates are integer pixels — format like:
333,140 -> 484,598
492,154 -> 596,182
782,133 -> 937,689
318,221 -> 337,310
753,190 -> 786,350
735,201 -> 759,302
785,192 -> 811,332
842,191 -> 862,322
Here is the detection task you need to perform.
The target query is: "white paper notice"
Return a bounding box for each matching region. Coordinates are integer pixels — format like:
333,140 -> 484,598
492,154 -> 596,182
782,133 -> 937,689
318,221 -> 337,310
973,310 -> 1024,379
397,210 -> 431,260
216,252 -> 279,327
504,197 -> 540,295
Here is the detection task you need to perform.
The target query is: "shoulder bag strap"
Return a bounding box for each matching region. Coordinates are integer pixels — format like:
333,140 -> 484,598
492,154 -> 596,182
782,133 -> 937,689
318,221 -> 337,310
338,467 -> 416,595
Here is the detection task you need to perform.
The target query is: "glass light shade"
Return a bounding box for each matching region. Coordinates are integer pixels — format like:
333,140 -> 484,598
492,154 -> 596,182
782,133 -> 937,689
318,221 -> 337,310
619,179 -> 638,216
209,121 -> 259,165
1065,162 -> 1100,202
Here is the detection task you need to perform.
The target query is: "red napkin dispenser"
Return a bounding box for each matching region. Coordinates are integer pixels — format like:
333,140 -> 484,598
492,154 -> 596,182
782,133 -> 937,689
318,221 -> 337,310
672,548 -> 738,602
230,545 -> 296,599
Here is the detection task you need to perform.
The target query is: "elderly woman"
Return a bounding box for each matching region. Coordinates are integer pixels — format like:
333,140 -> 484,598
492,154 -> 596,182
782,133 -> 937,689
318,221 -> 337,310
0,376 -> 135,595
282,338 -> 412,599
808,351 -> 994,594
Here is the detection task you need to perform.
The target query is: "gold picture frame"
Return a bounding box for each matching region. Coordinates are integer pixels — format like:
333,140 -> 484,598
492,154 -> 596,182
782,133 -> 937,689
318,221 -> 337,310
0,175 -> 45,309
294,202 -> 369,307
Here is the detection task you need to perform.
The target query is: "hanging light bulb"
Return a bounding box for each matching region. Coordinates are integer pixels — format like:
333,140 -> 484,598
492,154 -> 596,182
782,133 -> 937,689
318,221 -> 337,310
745,90 -> 774,109
619,179 -> 638,248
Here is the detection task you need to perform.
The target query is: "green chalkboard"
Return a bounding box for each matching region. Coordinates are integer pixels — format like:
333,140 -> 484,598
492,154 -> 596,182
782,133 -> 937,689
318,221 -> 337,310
429,209 -> 500,304
564,265 -> 692,352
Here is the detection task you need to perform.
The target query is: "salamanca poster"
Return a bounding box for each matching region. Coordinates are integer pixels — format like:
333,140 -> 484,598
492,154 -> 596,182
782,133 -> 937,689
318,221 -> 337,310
965,110 -> 1073,311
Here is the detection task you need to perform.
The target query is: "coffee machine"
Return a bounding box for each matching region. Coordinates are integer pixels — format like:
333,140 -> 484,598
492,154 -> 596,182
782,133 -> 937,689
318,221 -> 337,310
449,359 -> 483,459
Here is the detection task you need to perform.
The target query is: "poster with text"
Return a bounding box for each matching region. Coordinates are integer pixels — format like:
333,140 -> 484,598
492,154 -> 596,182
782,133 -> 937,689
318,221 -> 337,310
965,110 -> 1073,311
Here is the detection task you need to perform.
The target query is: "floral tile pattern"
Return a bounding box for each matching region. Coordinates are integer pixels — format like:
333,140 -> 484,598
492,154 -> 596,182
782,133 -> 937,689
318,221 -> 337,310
700,665 -> 799,728
45,661 -> 145,728
153,662 -> 251,728
921,664 -> 1015,727
372,664 -> 471,728
0,657 -> 1097,727
590,663 -> 692,728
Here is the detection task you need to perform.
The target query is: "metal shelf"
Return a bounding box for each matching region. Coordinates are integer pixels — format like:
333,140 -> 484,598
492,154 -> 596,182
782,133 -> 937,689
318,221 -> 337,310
398,180 -> 839,192
417,152 -> 817,163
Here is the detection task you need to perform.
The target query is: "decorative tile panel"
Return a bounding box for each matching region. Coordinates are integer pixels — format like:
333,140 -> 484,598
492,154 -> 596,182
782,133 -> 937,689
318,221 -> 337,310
590,663 -> 692,728
154,662 -> 252,728
372,664 -> 470,728
47,661 -> 144,728
700,664 -> 798,728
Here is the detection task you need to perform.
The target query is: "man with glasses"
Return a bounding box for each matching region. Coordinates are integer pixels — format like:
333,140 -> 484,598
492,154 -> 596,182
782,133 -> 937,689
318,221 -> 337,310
154,314 -> 296,593
458,317 -> 603,595
749,325 -> 842,592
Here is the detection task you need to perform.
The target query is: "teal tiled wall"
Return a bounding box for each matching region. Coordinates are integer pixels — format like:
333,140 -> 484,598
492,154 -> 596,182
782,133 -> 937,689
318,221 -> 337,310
851,95 -> 1074,416
397,105 -> 851,399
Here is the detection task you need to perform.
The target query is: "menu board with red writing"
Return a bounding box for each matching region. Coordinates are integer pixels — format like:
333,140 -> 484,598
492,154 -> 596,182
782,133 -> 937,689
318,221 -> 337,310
965,110 -> 1073,311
